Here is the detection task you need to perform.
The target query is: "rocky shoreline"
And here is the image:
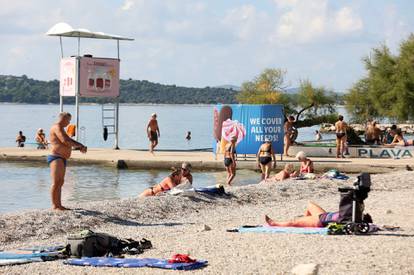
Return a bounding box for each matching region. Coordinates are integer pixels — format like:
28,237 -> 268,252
1,171 -> 413,274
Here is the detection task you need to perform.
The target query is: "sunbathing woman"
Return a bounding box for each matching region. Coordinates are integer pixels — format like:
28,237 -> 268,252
388,129 -> 414,147
295,151 -> 314,174
268,164 -> 297,181
140,168 -> 182,197
265,202 -> 339,227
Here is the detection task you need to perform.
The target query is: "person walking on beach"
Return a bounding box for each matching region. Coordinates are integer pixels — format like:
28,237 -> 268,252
224,136 -> 237,185
16,131 -> 26,147
335,115 -> 347,158
256,138 -> 276,180
48,112 -> 87,211
147,113 -> 160,153
283,116 -> 295,156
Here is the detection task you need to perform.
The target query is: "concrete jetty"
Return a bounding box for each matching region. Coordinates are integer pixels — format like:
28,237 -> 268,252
0,147 -> 412,173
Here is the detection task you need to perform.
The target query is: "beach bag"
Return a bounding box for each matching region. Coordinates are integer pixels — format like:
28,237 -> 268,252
67,230 -> 152,258
338,191 -> 364,223
67,230 -> 123,258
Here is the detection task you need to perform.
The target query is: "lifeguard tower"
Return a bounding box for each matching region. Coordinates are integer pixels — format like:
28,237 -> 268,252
46,23 -> 134,149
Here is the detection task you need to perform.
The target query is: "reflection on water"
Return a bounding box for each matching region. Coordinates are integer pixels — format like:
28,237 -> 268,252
0,162 -> 260,214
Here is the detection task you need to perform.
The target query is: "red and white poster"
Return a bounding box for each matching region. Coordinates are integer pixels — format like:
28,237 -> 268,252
59,57 -> 77,96
59,57 -> 120,97
79,57 -> 120,97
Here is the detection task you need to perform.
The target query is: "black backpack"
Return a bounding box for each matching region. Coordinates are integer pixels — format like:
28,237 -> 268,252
67,230 -> 152,258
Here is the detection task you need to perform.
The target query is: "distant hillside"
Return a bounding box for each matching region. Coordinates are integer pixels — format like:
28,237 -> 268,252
214,84 -> 241,91
0,75 -> 239,104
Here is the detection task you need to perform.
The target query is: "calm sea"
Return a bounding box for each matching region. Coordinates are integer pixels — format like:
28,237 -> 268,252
0,103 -> 338,213
0,103 -> 337,149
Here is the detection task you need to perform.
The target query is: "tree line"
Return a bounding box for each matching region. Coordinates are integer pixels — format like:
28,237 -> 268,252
0,76 -> 238,105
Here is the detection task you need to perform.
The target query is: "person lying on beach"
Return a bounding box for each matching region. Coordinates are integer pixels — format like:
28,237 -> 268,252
295,151 -> 314,174
268,164 -> 297,181
140,168 -> 182,197
384,128 -> 414,147
265,202 -> 339,227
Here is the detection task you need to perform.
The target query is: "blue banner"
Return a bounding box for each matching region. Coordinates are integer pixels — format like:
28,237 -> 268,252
213,104 -> 284,154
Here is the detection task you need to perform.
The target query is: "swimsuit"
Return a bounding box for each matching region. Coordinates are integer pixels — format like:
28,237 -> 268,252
318,212 -> 340,227
259,157 -> 272,165
259,145 -> 272,165
47,155 -> 67,167
224,145 -> 236,167
149,131 -> 158,142
224,158 -> 233,167
336,132 -> 346,139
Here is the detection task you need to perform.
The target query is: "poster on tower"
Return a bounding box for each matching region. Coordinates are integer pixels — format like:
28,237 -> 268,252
79,57 -> 120,97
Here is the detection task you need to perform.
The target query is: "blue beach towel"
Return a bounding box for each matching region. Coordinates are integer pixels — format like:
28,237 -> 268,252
237,226 -> 329,235
64,257 -> 208,270
0,251 -> 59,266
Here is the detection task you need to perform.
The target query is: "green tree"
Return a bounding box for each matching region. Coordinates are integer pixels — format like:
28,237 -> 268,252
237,69 -> 337,127
345,34 -> 414,122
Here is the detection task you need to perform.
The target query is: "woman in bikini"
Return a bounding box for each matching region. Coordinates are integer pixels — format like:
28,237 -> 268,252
283,116 -> 295,157
295,151 -> 314,174
265,202 -> 339,227
385,128 -> 414,147
224,136 -> 237,185
335,115 -> 348,158
139,168 -> 182,197
268,164 -> 297,181
257,139 -> 276,180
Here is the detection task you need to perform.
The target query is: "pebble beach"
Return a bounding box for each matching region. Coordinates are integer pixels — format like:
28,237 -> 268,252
0,170 -> 413,274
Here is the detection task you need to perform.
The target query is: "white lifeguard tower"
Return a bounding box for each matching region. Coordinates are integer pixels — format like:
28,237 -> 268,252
46,23 -> 134,149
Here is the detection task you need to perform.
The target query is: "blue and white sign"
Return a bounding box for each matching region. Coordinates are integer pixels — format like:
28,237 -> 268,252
213,104 -> 284,154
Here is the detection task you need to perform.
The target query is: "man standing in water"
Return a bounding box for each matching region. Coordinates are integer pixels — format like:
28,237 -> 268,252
146,113 -> 160,153
48,112 -> 87,210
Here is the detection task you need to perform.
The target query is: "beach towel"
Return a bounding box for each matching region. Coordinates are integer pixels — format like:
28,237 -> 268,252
169,185 -> 226,196
322,169 -> 349,180
0,251 -> 60,266
230,226 -> 329,235
64,257 -> 208,270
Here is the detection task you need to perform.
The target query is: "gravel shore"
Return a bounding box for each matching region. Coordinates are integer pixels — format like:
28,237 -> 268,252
1,171 -> 413,274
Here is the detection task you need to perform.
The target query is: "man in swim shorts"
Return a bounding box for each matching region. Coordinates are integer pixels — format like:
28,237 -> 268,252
146,113 -> 160,153
48,112 -> 87,211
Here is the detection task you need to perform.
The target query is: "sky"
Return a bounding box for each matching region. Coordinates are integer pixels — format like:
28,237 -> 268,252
0,0 -> 413,92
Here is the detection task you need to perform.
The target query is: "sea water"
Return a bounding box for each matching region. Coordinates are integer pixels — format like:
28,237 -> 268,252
0,161 -> 259,214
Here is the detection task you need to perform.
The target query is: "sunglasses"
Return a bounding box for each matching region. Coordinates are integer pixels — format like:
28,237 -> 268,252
181,168 -> 188,172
